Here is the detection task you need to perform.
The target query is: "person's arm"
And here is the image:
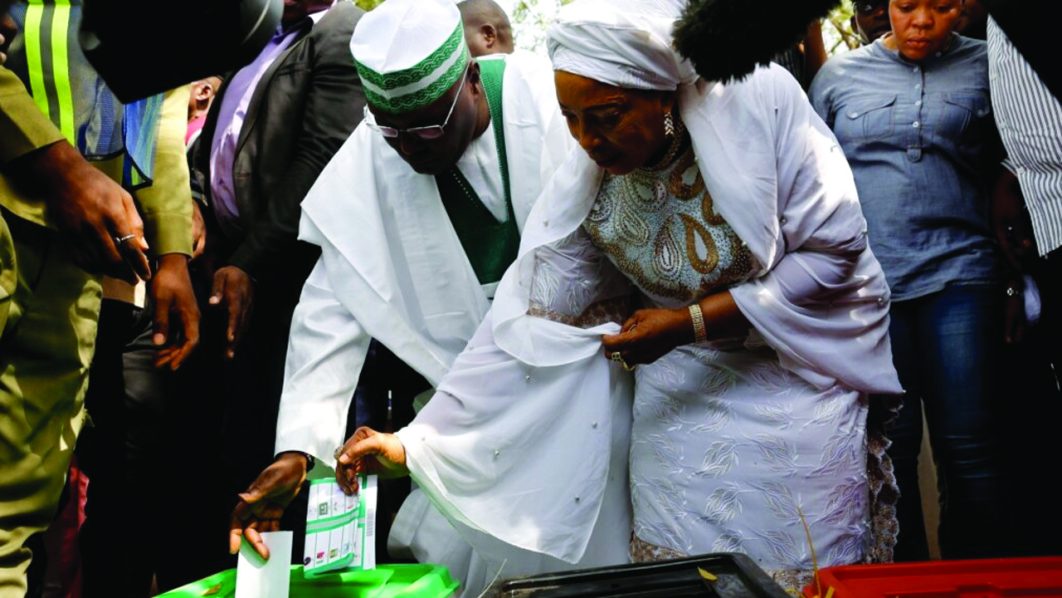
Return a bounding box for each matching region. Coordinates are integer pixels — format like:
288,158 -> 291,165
231,256 -> 371,559
136,86 -> 199,369
1,67 -> 150,282
607,68 -> 900,396
730,66 -> 899,395
0,66 -> 63,162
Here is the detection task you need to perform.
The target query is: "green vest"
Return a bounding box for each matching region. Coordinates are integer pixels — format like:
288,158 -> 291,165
434,57 -> 520,286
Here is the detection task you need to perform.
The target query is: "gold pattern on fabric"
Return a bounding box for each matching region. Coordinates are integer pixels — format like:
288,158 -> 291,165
584,141 -> 755,304
680,214 -> 718,275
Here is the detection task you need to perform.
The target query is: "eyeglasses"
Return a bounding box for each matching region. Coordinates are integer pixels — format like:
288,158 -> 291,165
364,65 -> 470,140
855,1 -> 887,14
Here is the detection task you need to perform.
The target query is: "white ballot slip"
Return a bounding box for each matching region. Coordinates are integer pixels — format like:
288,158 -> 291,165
303,475 -> 377,576
236,530 -> 293,598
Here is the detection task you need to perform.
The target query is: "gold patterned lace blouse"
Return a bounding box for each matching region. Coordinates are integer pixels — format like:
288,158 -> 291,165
582,143 -> 756,307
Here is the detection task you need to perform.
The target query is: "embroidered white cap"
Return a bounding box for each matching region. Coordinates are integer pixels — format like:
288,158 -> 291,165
350,0 -> 471,113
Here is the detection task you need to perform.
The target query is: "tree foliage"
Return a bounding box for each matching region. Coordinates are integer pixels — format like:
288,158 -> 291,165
824,1 -> 862,53
354,0 -> 385,11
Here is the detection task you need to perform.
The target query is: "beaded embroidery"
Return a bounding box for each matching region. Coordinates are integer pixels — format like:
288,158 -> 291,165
584,141 -> 756,304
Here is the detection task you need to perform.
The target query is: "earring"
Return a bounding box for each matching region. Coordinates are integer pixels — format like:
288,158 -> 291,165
664,110 -> 675,137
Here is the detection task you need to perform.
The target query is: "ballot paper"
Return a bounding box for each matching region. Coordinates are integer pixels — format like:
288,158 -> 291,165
303,475 -> 377,576
236,531 -> 292,598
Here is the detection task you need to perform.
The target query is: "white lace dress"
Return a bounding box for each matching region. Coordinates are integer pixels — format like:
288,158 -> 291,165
580,144 -> 872,590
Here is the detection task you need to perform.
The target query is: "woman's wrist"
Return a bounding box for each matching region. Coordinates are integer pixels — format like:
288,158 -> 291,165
688,303 -> 708,343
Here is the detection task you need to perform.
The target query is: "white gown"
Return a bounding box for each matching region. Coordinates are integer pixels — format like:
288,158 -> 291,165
576,142 -> 869,585
392,64 -> 902,595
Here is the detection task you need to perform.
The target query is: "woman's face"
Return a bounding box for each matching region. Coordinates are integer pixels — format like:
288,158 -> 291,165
887,0 -> 964,62
554,70 -> 675,176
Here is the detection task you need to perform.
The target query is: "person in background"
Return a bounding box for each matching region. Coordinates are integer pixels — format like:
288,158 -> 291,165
186,76 -> 223,147
228,2 -> 571,594
851,0 -> 892,45
1,3 -> 195,594
457,0 -> 514,56
183,0 -> 366,584
957,0 -> 988,39
810,0 -> 1016,562
986,14 -> 1062,557
772,20 -> 828,89
75,86 -> 198,598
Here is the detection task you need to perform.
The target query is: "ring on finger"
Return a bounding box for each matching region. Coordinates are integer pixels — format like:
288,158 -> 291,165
114,233 -> 137,245
333,446 -> 345,461
609,351 -> 636,372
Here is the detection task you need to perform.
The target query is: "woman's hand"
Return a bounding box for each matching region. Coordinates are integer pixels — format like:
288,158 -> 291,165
334,426 -> 409,495
602,307 -> 693,367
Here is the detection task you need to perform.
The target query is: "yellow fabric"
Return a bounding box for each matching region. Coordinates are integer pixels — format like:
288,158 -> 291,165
0,67 -> 64,164
0,69 -> 186,593
0,208 -> 100,598
0,74 -> 193,256
0,67 -> 64,227
135,85 -> 193,257
103,85 -> 195,304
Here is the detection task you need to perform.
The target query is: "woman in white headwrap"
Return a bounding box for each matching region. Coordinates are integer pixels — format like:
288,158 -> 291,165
338,0 -> 902,590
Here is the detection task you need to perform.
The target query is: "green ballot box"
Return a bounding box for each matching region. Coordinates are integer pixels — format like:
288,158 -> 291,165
156,563 -> 459,598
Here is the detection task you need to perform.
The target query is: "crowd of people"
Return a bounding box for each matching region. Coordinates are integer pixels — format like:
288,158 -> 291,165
0,0 -> 1059,596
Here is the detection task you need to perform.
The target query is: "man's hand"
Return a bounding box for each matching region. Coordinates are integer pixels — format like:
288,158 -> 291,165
209,265 -> 254,359
335,427 -> 408,496
992,169 -> 1037,273
10,141 -> 151,282
191,201 -> 207,260
229,452 -> 309,560
151,254 -> 200,370
602,307 -> 693,367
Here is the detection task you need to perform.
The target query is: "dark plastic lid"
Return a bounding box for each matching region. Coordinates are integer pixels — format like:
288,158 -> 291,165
492,553 -> 790,598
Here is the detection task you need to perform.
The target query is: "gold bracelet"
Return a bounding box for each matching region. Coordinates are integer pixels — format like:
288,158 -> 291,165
689,303 -> 707,343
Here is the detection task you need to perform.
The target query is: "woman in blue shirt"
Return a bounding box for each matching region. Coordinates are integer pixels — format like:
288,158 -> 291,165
810,0 -> 1012,561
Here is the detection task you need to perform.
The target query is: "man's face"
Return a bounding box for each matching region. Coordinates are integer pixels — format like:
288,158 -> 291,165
853,0 -> 891,43
370,67 -> 483,175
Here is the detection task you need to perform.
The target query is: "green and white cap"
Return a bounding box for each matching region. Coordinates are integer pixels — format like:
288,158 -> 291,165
350,0 -> 471,114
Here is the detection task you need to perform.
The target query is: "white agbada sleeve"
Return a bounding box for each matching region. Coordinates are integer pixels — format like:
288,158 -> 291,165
275,258 -> 371,466
394,230 -> 634,567
719,66 -> 902,395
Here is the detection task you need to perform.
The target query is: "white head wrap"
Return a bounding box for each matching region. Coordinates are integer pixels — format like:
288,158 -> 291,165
546,0 -> 697,91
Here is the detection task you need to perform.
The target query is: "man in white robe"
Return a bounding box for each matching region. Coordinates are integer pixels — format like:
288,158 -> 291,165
226,0 -> 574,590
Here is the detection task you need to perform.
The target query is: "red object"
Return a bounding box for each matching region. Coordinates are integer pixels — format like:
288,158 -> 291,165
802,557 -> 1062,598
42,459 -> 89,598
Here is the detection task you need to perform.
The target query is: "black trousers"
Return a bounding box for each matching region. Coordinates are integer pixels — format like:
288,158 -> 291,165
77,300 -> 229,596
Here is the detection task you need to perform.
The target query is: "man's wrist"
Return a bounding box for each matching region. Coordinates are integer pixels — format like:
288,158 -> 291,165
156,253 -> 190,268
279,450 -> 314,471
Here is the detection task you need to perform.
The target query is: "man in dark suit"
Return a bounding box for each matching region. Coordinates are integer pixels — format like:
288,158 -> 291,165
178,0 -> 365,580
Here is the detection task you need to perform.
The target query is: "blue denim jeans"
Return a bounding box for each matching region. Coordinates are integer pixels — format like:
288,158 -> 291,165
885,283 -> 1006,560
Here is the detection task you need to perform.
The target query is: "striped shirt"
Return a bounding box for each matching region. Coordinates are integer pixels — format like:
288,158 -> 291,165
987,17 -> 1062,256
